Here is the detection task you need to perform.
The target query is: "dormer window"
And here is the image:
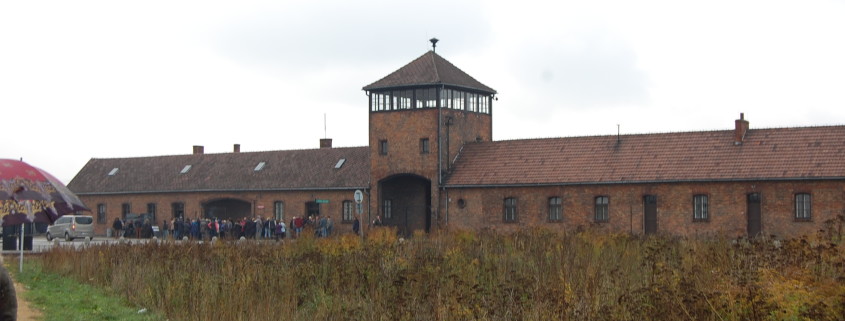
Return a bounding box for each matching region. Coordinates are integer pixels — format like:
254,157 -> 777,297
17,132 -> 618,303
254,162 -> 266,172
334,158 -> 346,169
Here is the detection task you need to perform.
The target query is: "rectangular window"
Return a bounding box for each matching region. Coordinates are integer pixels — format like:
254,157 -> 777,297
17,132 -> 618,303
795,193 -> 811,221
440,89 -> 452,109
172,202 -> 185,219
97,204 -> 106,224
548,197 -> 562,222
452,90 -> 465,110
420,138 -> 430,154
693,195 -> 709,221
383,199 -> 392,219
342,200 -> 354,223
415,88 -> 437,108
306,201 -> 321,216
147,203 -> 157,224
274,201 -> 285,221
594,196 -> 609,222
121,203 -> 131,219
379,140 -> 388,155
480,95 -> 490,114
503,197 -> 518,222
394,90 -> 412,109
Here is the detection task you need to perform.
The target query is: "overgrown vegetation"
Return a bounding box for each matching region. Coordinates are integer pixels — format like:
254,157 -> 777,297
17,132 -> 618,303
37,227 -> 845,321
9,259 -> 165,321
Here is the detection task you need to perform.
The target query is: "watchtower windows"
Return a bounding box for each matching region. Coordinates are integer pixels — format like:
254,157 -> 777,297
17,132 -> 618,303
370,88 -> 491,114
415,88 -> 437,108
479,94 -> 490,113
371,93 -> 389,111
467,92 -> 478,112
393,90 -> 413,110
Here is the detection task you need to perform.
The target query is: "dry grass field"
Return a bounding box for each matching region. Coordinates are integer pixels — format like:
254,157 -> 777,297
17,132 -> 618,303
38,225 -> 844,321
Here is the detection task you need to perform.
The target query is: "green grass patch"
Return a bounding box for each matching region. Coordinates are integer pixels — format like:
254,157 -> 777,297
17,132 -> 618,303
7,257 -> 165,321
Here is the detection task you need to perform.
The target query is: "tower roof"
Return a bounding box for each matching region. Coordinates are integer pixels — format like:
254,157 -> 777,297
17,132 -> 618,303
363,51 -> 496,94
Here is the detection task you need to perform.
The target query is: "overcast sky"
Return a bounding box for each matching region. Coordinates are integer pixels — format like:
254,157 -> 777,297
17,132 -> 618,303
2,0 -> 844,184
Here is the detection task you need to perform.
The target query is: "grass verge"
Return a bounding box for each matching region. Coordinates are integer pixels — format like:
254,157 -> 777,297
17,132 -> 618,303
7,257 -> 165,321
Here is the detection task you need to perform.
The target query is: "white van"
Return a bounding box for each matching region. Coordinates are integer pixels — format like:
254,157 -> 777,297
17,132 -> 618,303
46,215 -> 95,241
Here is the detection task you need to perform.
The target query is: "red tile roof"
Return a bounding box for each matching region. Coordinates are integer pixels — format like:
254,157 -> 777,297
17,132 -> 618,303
363,51 -> 496,94
68,147 -> 369,195
445,126 -> 845,186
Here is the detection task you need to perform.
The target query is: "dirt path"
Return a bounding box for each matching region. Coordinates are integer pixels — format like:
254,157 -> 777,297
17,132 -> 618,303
12,279 -> 41,321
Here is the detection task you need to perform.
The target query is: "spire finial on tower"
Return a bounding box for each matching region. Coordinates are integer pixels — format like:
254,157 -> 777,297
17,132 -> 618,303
430,38 -> 439,52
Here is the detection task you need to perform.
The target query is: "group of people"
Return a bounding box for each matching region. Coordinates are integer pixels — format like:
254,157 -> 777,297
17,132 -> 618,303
110,214 -> 372,241
111,217 -> 155,239
288,215 -> 336,238
169,217 -> 289,241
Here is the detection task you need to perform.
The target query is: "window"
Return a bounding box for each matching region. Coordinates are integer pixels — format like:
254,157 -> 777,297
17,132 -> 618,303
334,158 -> 346,169
172,202 -> 185,219
274,201 -> 285,221
479,95 -> 490,114
97,204 -> 106,224
414,88 -> 437,108
394,90 -> 412,110
595,196 -> 609,222
795,193 -> 811,221
503,197 -> 518,222
306,201 -> 321,216
548,197 -> 562,222
108,168 -> 119,176
254,161 -> 266,171
121,203 -> 131,219
420,138 -> 430,154
693,195 -> 709,221
342,200 -> 354,223
383,199 -> 392,219
371,92 -> 391,111
147,203 -> 157,224
379,140 -> 388,155
180,165 -> 192,174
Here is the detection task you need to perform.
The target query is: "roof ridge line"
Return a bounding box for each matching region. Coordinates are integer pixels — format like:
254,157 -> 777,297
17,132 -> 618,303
430,51 -> 440,83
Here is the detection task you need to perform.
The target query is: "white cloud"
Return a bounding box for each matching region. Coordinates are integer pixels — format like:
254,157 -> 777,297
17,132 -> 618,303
2,0 -> 844,183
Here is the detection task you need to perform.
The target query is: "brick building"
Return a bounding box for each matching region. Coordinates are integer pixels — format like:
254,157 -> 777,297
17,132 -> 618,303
68,48 -> 845,238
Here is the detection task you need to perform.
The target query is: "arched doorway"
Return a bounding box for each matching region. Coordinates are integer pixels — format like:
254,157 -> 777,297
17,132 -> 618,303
378,174 -> 431,236
203,198 -> 251,221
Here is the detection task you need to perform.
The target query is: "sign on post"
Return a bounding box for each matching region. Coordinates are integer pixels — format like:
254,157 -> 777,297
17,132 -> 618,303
354,190 -> 364,214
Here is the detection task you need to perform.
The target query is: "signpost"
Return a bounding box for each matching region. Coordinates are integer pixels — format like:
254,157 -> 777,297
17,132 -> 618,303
354,190 -> 364,215
354,190 -> 364,239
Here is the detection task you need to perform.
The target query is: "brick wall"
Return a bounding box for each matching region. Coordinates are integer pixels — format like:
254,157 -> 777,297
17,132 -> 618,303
79,189 -> 368,236
368,108 -> 492,233
443,180 -> 845,238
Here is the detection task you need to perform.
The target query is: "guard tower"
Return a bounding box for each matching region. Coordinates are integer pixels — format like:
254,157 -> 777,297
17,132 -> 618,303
363,39 -> 496,235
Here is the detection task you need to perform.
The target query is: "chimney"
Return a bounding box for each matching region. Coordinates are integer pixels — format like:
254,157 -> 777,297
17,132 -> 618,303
320,138 -> 333,149
233,144 -> 241,153
734,113 -> 749,145
193,145 -> 204,155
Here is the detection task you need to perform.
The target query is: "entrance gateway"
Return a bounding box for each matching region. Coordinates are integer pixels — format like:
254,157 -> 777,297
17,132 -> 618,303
378,174 -> 431,236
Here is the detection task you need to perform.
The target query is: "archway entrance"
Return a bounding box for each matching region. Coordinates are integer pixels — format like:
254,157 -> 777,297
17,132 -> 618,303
203,198 -> 251,221
378,174 -> 431,236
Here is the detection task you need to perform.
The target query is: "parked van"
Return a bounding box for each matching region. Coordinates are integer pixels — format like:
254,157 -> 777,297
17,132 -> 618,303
46,215 -> 95,241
